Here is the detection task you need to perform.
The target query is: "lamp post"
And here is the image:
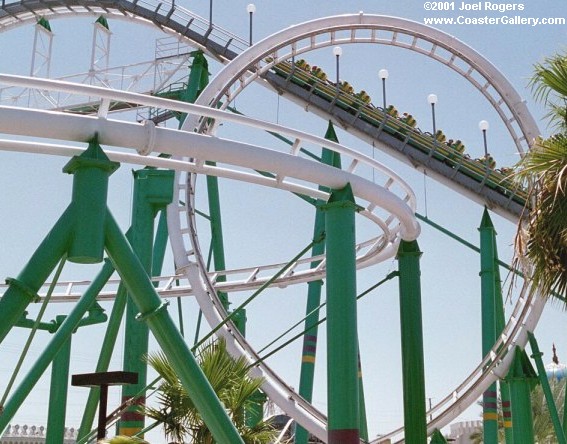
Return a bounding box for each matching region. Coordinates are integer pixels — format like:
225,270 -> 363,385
427,93 -> 438,138
209,0 -> 213,29
333,46 -> 342,92
379,68 -> 388,110
479,120 -> 489,157
247,3 -> 256,46
72,371 -> 138,441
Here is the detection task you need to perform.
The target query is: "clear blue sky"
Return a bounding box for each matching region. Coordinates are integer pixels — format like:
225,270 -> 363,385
0,0 -> 566,441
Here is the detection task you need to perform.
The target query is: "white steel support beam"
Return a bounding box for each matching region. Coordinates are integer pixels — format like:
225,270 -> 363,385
90,17 -> 111,86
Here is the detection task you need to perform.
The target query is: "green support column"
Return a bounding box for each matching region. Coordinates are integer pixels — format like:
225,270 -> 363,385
494,267 -> 513,442
184,52 -> 232,310
0,206 -> 73,343
151,210 -> 169,278
506,347 -> 537,444
179,51 -> 210,106
104,211 -> 244,444
0,141 -> 116,431
78,231 -> 135,441
322,184 -> 359,444
46,328 -> 71,444
95,15 -> 109,31
478,209 -> 500,444
206,170 -> 230,309
37,17 -> 52,32
295,122 -> 341,444
119,169 -> 174,437
0,260 -> 115,434
232,308 -> 247,337
63,136 -> 119,264
480,209 -> 514,441
232,305 -> 265,429
358,352 -> 369,441
528,332 -> 567,444
77,280 -> 126,442
397,240 -> 427,444
80,214 -> 169,441
430,429 -> 448,443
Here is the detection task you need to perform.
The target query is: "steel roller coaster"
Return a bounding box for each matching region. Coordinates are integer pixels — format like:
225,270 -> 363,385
0,2 -> 551,443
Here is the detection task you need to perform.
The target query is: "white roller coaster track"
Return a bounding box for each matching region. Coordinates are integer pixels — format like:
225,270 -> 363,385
174,13 -> 544,444
0,74 -> 418,441
0,0 -> 539,221
0,2 -> 538,153
0,7 -> 544,443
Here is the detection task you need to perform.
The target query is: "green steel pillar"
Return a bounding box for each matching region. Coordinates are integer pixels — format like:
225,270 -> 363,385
206,170 -> 230,309
479,209 -> 499,444
480,209 -> 514,441
500,374 -> 513,435
95,15 -> 109,31
495,280 -> 513,441
430,429 -> 448,443
528,332 -> 567,444
180,51 -> 230,310
295,122 -> 341,444
505,347 -> 537,444
175,52 -> 235,362
46,325 -> 71,444
63,136 -> 119,264
1,142 -> 117,437
232,305 -> 267,430
77,279 -> 126,442
177,50 -> 233,316
0,261 -> 115,433
152,210 -> 169,278
80,215 -> 169,441
104,211 -> 244,444
488,210 -> 513,443
180,51 -> 210,106
322,183 -> 359,444
0,206 -> 73,343
397,240 -> 427,444
78,233 -> 134,442
232,308 -> 247,337
119,169 -> 174,437
358,352 -> 369,441
37,17 -> 52,31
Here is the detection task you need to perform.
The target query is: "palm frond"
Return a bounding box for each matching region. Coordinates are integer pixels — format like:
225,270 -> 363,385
529,53 -> 567,131
513,133 -> 567,304
530,53 -> 567,102
145,338 -> 276,444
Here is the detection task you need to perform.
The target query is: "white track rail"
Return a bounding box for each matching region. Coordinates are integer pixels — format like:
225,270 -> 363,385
181,13 -> 538,154
173,13 -> 543,443
0,0 -> 249,58
0,9 -> 545,444
0,74 -> 419,442
0,3 -> 539,154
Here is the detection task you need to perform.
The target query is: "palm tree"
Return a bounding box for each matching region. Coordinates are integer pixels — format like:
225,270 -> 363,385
530,54 -> 567,132
514,52 -> 567,302
144,338 -> 276,444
